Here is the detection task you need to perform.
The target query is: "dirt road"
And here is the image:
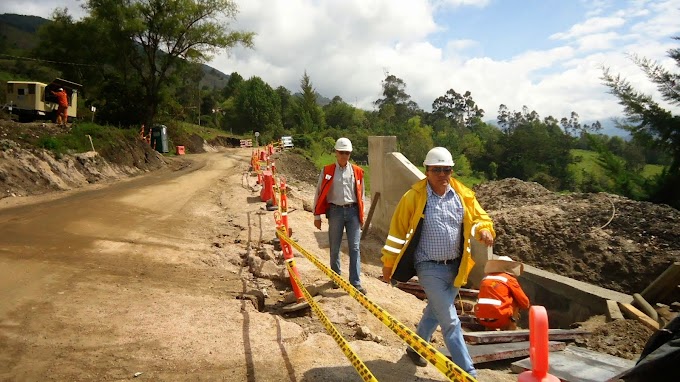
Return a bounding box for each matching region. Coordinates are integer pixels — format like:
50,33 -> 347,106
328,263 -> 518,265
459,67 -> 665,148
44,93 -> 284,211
0,149 -> 514,382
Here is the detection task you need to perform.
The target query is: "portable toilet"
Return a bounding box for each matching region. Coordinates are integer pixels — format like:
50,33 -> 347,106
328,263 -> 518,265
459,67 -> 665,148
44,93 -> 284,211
151,125 -> 169,153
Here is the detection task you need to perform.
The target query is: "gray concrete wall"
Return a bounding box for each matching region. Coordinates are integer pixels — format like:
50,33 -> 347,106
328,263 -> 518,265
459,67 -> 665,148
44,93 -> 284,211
519,265 -> 632,327
367,136 -> 423,238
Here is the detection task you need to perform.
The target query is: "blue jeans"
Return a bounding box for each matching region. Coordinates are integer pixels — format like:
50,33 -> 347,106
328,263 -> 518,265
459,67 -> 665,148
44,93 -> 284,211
327,204 -> 362,287
415,259 -> 476,377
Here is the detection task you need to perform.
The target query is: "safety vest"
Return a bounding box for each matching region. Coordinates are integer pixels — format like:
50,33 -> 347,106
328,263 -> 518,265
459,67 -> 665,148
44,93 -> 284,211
474,272 -> 530,321
314,163 -> 365,224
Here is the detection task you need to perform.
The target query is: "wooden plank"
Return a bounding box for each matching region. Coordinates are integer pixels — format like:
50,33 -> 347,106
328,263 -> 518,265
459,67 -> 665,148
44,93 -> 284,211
606,299 -> 624,321
391,281 -> 479,298
640,262 -> 680,304
440,341 -> 566,364
361,192 -> 380,239
617,302 -> 660,331
463,328 -> 591,344
511,345 -> 635,382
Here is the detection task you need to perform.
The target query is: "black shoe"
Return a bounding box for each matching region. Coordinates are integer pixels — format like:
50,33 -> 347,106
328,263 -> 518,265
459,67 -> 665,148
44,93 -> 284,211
406,348 -> 427,367
355,286 -> 367,295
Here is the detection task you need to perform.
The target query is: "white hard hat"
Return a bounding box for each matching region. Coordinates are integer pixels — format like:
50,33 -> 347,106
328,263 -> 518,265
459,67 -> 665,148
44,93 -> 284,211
484,256 -> 524,276
335,137 -> 353,152
423,147 -> 454,167
58,88 -> 63,91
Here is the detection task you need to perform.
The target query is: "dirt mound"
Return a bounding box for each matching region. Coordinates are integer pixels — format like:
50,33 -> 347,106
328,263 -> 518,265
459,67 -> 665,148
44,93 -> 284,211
271,150 -> 320,186
574,318 -> 655,360
475,178 -> 680,301
208,136 -> 241,148
0,119 -> 165,199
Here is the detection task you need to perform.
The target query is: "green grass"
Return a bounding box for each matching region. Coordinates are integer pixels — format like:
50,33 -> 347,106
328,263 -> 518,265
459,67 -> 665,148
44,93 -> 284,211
38,122 -> 136,154
174,121 -> 237,141
569,148 -> 664,183
642,163 -> 664,178
569,149 -> 605,185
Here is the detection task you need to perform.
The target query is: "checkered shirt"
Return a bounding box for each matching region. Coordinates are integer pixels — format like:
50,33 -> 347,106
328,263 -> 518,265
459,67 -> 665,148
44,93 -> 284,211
414,182 -> 464,264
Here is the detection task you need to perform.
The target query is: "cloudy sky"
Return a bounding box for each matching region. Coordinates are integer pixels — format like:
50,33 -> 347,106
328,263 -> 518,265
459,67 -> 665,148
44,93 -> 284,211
3,0 -> 680,124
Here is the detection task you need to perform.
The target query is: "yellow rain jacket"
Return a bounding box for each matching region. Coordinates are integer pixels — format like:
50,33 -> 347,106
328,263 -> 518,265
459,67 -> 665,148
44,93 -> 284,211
381,177 -> 495,287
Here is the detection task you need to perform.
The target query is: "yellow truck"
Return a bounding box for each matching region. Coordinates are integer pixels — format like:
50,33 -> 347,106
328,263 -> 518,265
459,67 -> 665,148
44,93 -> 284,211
5,78 -> 82,123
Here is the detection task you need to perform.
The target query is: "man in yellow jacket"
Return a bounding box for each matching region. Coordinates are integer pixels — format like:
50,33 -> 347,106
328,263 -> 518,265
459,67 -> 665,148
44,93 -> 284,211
381,147 -> 495,378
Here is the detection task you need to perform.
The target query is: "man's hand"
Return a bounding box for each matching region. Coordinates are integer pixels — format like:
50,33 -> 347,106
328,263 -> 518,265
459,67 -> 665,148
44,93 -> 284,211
382,266 -> 393,283
314,219 -> 322,230
479,229 -> 494,246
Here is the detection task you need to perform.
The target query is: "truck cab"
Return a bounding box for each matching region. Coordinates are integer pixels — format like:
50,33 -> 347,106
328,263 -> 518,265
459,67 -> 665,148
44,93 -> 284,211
281,136 -> 294,149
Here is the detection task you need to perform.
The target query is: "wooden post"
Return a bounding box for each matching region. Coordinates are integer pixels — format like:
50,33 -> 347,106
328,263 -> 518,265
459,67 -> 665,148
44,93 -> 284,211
361,192 -> 380,239
641,262 -> 680,304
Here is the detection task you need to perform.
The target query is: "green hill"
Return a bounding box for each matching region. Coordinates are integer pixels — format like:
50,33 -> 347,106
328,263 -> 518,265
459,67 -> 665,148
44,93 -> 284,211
569,148 -> 664,185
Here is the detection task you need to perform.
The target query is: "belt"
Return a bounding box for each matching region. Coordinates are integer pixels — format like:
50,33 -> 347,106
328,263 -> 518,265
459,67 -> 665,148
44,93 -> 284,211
427,258 -> 458,265
477,318 -> 498,322
330,203 -> 357,208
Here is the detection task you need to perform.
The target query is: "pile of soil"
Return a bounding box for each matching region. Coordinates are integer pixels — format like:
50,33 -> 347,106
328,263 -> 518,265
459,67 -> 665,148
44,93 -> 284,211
0,119 -> 165,199
573,318 -> 655,360
270,150 -> 321,186
474,178 -> 680,302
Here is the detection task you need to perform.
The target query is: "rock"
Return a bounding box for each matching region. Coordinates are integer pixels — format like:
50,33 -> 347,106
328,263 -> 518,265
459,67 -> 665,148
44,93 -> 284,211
356,326 -> 372,340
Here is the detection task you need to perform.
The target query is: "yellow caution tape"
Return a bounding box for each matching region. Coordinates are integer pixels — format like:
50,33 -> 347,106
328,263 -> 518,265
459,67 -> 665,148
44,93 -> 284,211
284,260 -> 378,382
277,228 -> 476,382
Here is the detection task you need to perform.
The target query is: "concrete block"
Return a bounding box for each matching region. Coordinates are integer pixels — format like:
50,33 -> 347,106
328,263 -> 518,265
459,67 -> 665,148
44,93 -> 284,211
606,299 -> 625,321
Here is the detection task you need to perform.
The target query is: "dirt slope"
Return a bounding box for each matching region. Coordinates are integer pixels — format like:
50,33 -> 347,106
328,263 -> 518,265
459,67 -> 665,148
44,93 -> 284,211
474,178 -> 679,302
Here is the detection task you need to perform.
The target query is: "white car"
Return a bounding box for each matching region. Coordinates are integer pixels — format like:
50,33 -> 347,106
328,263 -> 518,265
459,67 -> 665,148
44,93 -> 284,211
281,136 -> 294,149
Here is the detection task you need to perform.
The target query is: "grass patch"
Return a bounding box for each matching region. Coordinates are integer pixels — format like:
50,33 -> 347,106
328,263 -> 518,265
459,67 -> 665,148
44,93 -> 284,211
39,122 -> 136,154
570,148 -> 663,184
642,163 -> 664,178
174,121 -> 234,141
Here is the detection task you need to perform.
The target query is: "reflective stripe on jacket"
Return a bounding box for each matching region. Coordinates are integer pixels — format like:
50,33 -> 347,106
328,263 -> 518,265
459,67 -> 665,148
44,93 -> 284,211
380,177 -> 495,287
313,163 -> 365,224
474,272 -> 530,320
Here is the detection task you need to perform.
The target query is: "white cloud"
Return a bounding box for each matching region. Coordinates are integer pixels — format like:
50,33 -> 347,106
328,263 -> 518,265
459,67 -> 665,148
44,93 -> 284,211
550,16 -> 626,40
205,0 -> 680,122
7,0 -> 680,122
0,0 -> 87,19
434,0 -> 490,8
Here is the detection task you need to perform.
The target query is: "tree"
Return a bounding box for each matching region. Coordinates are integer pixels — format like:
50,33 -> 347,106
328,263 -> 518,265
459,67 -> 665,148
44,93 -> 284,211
222,72 -> 244,99
432,89 -> 484,128
323,96 -> 358,130
233,76 -> 282,136
399,116 -> 433,166
374,73 -> 420,124
297,71 -> 325,133
495,112 -> 574,190
85,0 -> 254,126
601,36 -> 680,208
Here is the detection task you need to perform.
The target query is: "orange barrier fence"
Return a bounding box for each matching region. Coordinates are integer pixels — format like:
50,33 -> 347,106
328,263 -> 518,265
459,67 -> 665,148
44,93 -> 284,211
273,176 -> 303,301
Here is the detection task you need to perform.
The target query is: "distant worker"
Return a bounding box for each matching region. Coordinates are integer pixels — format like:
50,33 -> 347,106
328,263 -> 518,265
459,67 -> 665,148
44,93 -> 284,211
381,146 -> 495,378
50,87 -> 69,127
474,255 -> 530,331
313,137 -> 367,295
